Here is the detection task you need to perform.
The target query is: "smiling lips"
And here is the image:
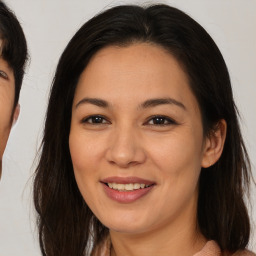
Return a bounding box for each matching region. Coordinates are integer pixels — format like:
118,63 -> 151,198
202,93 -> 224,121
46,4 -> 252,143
108,183 -> 151,191
101,176 -> 155,203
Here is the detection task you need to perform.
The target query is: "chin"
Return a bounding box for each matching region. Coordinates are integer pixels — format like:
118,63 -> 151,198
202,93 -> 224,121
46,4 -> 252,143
109,225 -> 147,235
100,215 -> 150,235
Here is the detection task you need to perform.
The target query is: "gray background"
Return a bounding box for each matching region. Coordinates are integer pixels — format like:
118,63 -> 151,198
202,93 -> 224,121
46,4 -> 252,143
0,0 -> 255,255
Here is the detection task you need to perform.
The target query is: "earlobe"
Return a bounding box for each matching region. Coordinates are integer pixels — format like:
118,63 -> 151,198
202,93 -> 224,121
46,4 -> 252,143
201,119 -> 227,168
12,104 -> 20,126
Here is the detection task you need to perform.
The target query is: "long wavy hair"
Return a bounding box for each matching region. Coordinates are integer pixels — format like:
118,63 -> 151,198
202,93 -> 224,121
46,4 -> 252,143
33,4 -> 252,255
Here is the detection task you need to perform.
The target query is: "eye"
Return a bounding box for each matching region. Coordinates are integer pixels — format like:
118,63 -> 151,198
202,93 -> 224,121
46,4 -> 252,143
0,70 -> 8,79
81,115 -> 110,125
146,115 -> 177,126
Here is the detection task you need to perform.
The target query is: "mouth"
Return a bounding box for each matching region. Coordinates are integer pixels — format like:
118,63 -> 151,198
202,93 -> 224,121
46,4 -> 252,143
101,176 -> 155,203
105,182 -> 152,191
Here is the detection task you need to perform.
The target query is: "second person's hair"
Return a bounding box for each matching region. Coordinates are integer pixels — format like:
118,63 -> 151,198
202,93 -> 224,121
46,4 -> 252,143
0,1 -> 28,107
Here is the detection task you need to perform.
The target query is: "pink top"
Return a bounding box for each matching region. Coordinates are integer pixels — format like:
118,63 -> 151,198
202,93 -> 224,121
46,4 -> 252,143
91,237 -> 256,256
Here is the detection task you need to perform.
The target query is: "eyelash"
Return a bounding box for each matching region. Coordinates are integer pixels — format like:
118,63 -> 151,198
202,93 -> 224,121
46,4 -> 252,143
145,115 -> 177,126
81,115 -> 177,126
0,70 -> 8,79
81,115 -> 110,125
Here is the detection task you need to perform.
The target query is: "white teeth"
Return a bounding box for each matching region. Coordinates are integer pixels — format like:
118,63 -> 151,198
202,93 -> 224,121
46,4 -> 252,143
107,183 -> 151,191
134,183 -> 140,189
125,184 -> 133,190
117,184 -> 125,190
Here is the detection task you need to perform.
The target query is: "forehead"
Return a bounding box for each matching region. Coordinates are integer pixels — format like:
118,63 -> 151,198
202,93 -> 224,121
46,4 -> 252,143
0,38 -> 13,69
0,55 -> 14,78
81,44 -> 185,87
75,43 -> 197,107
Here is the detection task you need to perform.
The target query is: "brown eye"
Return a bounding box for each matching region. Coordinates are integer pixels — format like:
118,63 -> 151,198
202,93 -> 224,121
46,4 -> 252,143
0,70 -> 8,79
147,116 -> 176,126
82,115 -> 109,124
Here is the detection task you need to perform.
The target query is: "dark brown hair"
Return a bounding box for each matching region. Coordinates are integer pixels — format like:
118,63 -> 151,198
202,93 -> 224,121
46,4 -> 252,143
0,0 -> 28,107
33,4 -> 252,255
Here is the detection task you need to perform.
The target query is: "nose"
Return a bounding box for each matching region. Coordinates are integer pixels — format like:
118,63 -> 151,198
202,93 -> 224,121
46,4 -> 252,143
106,126 -> 146,168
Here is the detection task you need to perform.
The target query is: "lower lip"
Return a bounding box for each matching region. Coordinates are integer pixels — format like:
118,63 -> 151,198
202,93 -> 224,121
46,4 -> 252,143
102,183 -> 154,203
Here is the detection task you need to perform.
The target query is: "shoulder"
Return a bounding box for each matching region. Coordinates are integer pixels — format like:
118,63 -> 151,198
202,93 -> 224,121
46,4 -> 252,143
195,240 -> 255,256
231,250 -> 256,256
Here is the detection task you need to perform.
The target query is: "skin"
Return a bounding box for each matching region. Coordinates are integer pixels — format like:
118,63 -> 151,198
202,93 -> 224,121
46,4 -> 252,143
0,56 -> 19,178
69,43 -> 226,256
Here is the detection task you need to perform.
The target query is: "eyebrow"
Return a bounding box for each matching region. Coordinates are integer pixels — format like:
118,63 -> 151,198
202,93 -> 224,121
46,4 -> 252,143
75,97 -> 186,110
140,98 -> 186,110
75,98 -> 109,109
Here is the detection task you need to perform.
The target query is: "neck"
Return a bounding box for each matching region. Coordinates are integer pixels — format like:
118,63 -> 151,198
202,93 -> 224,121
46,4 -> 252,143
110,196 -> 206,256
111,227 -> 206,256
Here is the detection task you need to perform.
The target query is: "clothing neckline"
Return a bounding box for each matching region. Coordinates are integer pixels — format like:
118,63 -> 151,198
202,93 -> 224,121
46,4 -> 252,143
91,237 -> 221,256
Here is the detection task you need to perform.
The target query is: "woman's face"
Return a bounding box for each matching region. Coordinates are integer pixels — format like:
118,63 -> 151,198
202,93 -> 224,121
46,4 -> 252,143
69,43 -> 211,235
0,57 -> 15,177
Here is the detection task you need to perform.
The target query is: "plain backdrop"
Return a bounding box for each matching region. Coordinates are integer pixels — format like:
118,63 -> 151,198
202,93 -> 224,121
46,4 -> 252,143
0,0 -> 255,255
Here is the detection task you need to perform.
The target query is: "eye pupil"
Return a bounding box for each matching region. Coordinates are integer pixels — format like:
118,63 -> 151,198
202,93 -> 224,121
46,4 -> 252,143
92,116 -> 103,123
153,117 -> 165,124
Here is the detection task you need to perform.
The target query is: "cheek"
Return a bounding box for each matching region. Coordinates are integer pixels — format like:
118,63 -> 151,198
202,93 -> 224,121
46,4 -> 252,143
150,132 -> 202,171
147,129 -> 203,198
69,128 -> 108,215
0,130 -> 10,159
142,132 -> 203,223
69,127 -> 107,200
69,129 -> 104,172
0,96 -> 13,159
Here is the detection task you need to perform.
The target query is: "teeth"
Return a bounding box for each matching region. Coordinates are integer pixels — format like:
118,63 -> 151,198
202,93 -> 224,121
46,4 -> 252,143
117,184 -> 125,190
125,184 -> 133,190
134,183 -> 140,189
107,183 -> 151,191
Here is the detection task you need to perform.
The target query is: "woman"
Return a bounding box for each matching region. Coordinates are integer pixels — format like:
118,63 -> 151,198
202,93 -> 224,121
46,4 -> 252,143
0,1 -> 27,179
34,4 -> 255,256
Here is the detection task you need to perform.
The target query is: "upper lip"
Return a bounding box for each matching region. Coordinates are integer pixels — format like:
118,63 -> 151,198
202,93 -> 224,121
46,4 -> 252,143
101,176 -> 155,185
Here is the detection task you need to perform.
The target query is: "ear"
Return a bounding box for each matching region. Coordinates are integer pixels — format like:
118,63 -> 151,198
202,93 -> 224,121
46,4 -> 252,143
201,119 -> 227,168
12,104 -> 20,126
